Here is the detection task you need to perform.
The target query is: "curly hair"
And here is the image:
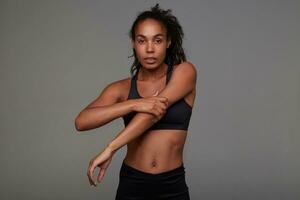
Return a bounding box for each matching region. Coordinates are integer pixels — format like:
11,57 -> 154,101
128,3 -> 186,76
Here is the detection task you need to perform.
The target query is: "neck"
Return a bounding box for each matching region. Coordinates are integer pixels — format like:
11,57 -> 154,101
138,62 -> 168,81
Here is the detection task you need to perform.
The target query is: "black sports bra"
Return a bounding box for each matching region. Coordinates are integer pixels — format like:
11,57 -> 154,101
122,63 -> 193,131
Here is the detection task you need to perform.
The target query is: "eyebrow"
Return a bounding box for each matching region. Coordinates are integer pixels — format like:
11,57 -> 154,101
136,34 -> 164,38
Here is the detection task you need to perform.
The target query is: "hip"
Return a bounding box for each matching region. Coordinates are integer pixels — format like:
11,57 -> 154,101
115,161 -> 190,200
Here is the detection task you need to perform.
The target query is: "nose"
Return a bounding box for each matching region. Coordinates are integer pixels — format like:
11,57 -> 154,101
146,41 -> 154,52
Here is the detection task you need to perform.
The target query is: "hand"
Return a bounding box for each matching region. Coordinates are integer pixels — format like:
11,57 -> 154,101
87,146 -> 115,186
132,92 -> 168,121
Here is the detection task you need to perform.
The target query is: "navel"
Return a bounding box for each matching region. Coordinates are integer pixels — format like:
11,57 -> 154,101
151,160 -> 157,168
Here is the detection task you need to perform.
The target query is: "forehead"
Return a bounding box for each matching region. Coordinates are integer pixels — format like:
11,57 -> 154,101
135,18 -> 167,38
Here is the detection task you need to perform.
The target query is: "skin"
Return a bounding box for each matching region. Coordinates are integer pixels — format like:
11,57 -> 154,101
75,18 -> 197,186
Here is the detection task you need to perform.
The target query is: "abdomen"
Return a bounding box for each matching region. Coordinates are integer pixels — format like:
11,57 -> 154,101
123,129 -> 188,174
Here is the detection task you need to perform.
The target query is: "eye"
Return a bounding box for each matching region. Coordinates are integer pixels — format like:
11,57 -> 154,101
137,40 -> 145,44
155,39 -> 162,43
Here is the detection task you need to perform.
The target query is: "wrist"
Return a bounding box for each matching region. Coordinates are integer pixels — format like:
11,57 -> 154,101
128,99 -> 137,112
106,142 -> 119,154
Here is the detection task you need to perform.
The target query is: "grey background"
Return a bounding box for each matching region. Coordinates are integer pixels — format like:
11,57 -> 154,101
1,0 -> 299,199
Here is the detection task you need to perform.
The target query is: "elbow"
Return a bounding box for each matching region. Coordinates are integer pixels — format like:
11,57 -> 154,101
74,117 -> 85,132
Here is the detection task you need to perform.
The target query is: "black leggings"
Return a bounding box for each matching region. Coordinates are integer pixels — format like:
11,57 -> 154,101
115,161 -> 190,200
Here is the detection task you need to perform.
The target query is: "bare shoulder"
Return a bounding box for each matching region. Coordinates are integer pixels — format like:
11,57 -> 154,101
84,76 -> 132,109
105,76 -> 132,101
173,61 -> 197,75
172,61 -> 198,86
118,76 -> 132,101
108,76 -> 131,88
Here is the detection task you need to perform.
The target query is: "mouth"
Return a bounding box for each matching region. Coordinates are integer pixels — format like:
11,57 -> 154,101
144,57 -> 157,64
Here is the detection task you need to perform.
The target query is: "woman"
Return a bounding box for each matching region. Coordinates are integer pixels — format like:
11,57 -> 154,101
75,4 -> 197,200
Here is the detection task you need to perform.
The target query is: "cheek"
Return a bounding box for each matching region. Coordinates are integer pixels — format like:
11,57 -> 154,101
157,47 -> 167,57
134,47 -> 143,57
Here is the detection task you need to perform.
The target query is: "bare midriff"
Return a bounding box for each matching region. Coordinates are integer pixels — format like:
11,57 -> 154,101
123,129 -> 188,174
121,74 -> 195,174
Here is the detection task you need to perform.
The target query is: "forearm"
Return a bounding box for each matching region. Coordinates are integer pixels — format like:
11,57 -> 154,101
107,112 -> 157,152
75,99 -> 135,131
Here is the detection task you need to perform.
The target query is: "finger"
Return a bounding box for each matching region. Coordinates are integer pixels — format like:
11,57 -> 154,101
157,101 -> 167,109
88,174 -> 94,186
150,108 -> 160,120
87,163 -> 94,185
88,164 -> 97,186
87,167 -> 94,186
157,107 -> 164,117
97,168 -> 102,182
150,109 -> 159,118
97,167 -> 106,183
155,97 -> 169,105
154,107 -> 162,118
87,168 -> 95,186
158,96 -> 168,101
156,102 -> 167,110
154,96 -> 167,101
152,107 -> 162,119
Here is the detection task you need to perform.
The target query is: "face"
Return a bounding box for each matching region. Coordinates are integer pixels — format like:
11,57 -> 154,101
132,18 -> 171,70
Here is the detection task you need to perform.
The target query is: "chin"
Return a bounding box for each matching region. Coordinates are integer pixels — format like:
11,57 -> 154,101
142,63 -> 158,68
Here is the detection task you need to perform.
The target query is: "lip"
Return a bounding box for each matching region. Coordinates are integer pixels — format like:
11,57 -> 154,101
144,57 -> 157,63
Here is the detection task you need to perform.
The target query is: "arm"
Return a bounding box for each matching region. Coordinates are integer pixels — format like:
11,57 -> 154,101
86,62 -> 196,186
75,101 -> 135,131
107,62 -> 197,152
75,80 -> 134,131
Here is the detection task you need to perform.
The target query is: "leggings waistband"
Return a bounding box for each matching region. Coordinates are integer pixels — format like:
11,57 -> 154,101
120,161 -> 185,179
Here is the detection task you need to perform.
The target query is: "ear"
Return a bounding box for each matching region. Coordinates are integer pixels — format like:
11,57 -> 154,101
131,39 -> 135,49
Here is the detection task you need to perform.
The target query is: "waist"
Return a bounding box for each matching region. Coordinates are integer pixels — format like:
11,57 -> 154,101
120,159 -> 185,180
124,129 -> 187,173
123,147 -> 184,174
